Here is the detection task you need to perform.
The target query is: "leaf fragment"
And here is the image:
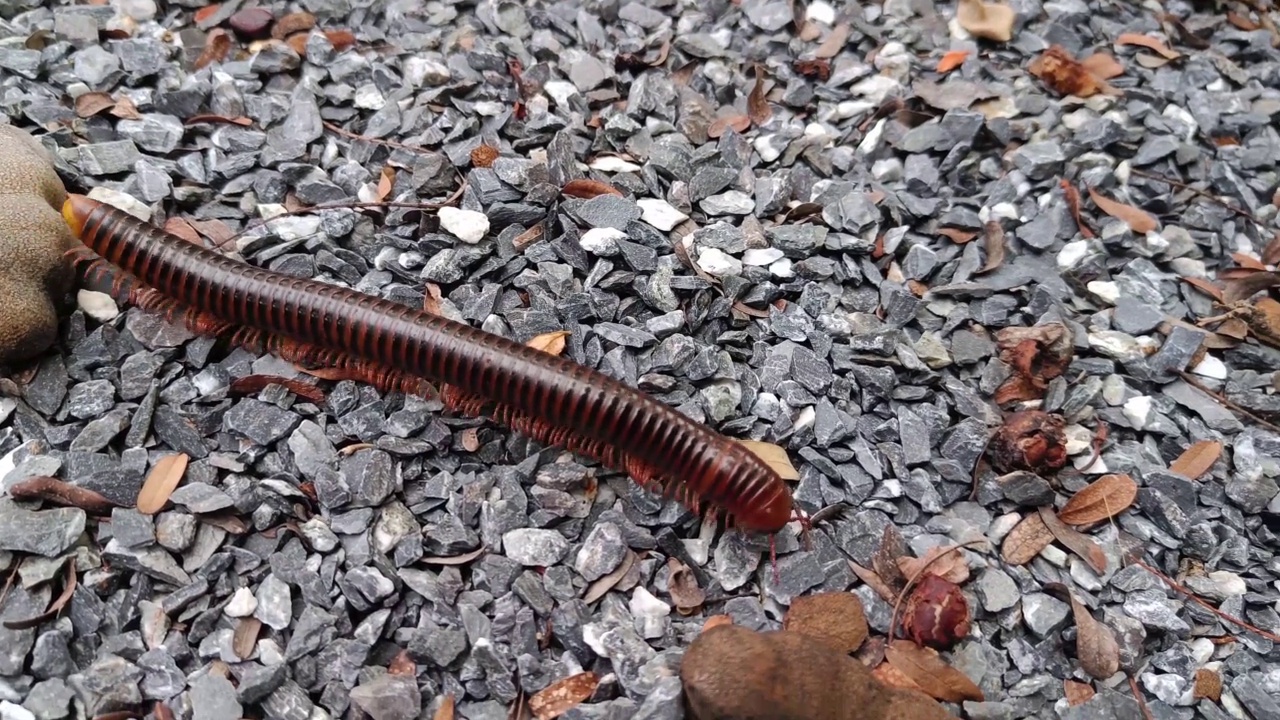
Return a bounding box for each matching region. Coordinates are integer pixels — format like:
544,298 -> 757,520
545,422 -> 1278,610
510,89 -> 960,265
1057,473 -> 1138,525
526,330 -> 570,356
896,545 -> 971,585
884,642 -> 985,703
2,560 -> 76,630
707,114 -> 752,139
233,617 -> 261,660
1001,512 -> 1054,565
583,549 -> 636,604
1079,52 -> 1124,80
75,92 -> 117,118
735,439 -> 800,481
229,374 -> 326,404
1058,585 -> 1120,679
668,558 -> 706,615
936,50 -> 970,73
1169,440 -> 1222,479
975,220 -> 1006,275
420,547 -> 485,566
1087,187 -> 1158,233
376,166 -> 395,201
747,64 -> 772,125
1222,270 -> 1280,304
1115,32 -> 1181,59
561,179 -> 623,199
1181,276 -> 1224,303
1038,506 -> 1107,575
137,453 -> 190,515
1029,46 -> 1114,97
955,0 -> 1016,42
812,23 -> 850,59
528,672 -> 600,720
1194,668 -> 1222,701
1064,680 -> 1095,706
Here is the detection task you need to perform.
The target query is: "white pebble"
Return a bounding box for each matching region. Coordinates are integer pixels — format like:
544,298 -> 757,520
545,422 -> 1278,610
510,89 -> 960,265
0,702 -> 35,720
1058,240 -> 1090,269
353,83 -> 385,110
1039,544 -> 1069,567
77,290 -> 118,322
988,512 -> 1022,543
589,156 -> 642,173
1209,570 -> 1247,597
637,198 -> 687,231
1089,331 -> 1145,361
806,0 -> 837,24
1087,280 -> 1121,304
769,257 -> 794,278
438,207 -> 489,244
87,186 -> 150,221
224,587 -> 258,617
1123,395 -> 1152,430
742,247 -> 784,266
112,0 -> 156,21
1189,638 -> 1216,666
1064,424 -> 1094,455
543,80 -> 578,107
1191,354 -> 1228,380
696,247 -> 742,277
579,227 -> 624,255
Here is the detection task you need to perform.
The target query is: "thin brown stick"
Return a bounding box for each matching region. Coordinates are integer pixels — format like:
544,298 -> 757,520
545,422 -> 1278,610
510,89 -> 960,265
324,121 -> 438,156
1132,559 -> 1280,642
1128,168 -> 1259,224
889,539 -> 988,646
1175,370 -> 1280,436
1128,675 -> 1155,720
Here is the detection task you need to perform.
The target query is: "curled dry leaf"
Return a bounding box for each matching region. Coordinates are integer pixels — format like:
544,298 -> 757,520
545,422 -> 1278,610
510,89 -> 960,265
1057,474 -> 1138,525
1169,440 -> 1222,479
1064,680 -> 1095,706
2,560 -> 76,630
1001,511 -> 1055,565
902,574 -> 972,650
735,439 -> 800,481
1182,276 -> 1225,303
975,220 -> 1006,275
137,453 -> 190,514
1115,32 -> 1181,60
782,591 -> 869,654
994,323 -> 1074,405
936,50 -> 970,73
6,477 -> 118,515
1222,270 -> 1280,305
75,92 -> 117,118
1054,584 -> 1119,680
526,330 -> 570,356
1029,45 -> 1113,97
883,642 -> 984,703
1087,187 -> 1159,234
667,558 -> 706,614
1261,233 -> 1280,266
194,28 -> 233,70
988,410 -> 1069,475
376,165 -> 396,201
420,547 -> 485,566
848,561 -> 899,604
707,114 -> 751,139
1039,506 -> 1107,575
1079,52 -> 1124,80
747,64 -> 772,125
956,0 -> 1016,42
528,672 -> 600,720
896,545 -> 970,585
561,179 -> 623,199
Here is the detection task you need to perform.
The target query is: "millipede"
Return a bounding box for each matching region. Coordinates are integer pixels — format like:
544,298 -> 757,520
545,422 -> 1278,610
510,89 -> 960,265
61,194 -> 803,549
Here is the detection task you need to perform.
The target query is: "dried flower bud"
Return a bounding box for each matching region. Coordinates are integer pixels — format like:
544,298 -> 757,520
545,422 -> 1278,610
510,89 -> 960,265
989,410 -> 1068,474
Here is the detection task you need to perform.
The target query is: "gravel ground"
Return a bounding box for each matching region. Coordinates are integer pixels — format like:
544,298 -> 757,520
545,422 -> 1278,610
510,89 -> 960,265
2,0 -> 1280,718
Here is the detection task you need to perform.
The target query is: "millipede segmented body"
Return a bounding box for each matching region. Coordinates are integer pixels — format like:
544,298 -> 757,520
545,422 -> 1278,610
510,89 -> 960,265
63,195 -> 796,534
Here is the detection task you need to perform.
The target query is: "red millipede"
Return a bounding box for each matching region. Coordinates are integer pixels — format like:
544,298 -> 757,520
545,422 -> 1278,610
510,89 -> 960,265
62,194 -> 798,537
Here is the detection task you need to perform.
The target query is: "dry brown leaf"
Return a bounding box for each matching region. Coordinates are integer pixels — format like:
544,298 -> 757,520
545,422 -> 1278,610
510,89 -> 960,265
1039,507 -> 1107,574
1115,32 -> 1181,59
1058,474 -> 1138,525
1057,585 -> 1120,679
1080,52 -> 1124,80
783,592 -> 869,654
194,28 -> 232,70
975,220 -> 1005,275
1169,440 -> 1222,479
1232,252 -> 1269,270
735,439 -> 800,481
421,547 -> 485,566
813,23 -> 850,59
376,166 -> 395,201
1087,187 -> 1158,233
584,549 -> 636,603
2,560 -> 76,630
163,216 -> 205,246
433,695 -> 455,720
1001,512 -> 1055,565
936,50 -> 970,73
884,643 -> 984,703
229,375 -> 326,404
137,453 -> 190,514
75,92 -> 116,118
109,95 -> 142,120
668,558 -> 706,615
1064,680 -> 1095,706
747,64 -> 772,125
1181,276 -> 1224,303
956,0 -> 1016,42
847,561 -> 899,603
1263,233 -> 1280,266
1246,297 -> 1280,348
896,545 -> 970,585
871,661 -> 925,692
1223,271 -> 1280,304
872,524 -> 910,593
527,330 -> 570,356
1194,668 -> 1222,701
938,227 -> 979,244
1029,46 -> 1109,97
233,617 -> 261,660
528,672 -> 600,720
561,179 -> 623,199
707,114 -> 752,139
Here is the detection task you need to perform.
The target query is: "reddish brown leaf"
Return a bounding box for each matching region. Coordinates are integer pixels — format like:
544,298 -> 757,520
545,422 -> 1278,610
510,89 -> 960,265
271,11 -> 317,39
1181,276 -> 1224,303
1057,474 -> 1138,525
1169,440 -> 1222,479
708,114 -> 751,138
792,58 -> 831,80
137,453 -> 190,514
1223,270 -> 1280,304
324,29 -> 357,51
528,672 -> 600,720
185,114 -> 253,126
193,4 -> 223,24
1001,512 -> 1055,565
747,64 -> 772,125
1064,680 -> 1095,706
975,220 -> 1006,275
233,617 -> 261,660
6,477 -> 118,515
74,92 -> 116,118
988,409 -> 1069,473
526,330 -> 570,356
1039,507 -> 1107,575
194,28 -> 232,70
1060,179 -> 1095,238
1080,52 -> 1124,80
1029,46 -> 1109,97
376,166 -> 395,201
561,179 -> 623,199
936,50 -> 970,73
229,375 -> 326,404
163,217 -> 205,246
1087,186 -> 1158,233
937,227 -> 978,244
1115,32 -> 1181,60
1232,251 -> 1269,270
884,642 -> 984,703
872,661 -> 925,692
109,95 -> 142,120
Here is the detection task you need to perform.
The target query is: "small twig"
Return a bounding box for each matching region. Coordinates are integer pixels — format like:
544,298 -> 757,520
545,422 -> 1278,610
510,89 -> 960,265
1129,675 -> 1155,720
1084,420 -> 1109,471
324,120 -> 439,157
1128,168 -> 1259,225
1175,370 -> 1280,436
888,539 -> 988,646
0,558 -> 21,610
1132,559 -> 1280,643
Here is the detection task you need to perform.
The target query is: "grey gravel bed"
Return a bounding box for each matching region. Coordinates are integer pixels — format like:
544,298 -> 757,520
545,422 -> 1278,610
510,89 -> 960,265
2,0 -> 1280,718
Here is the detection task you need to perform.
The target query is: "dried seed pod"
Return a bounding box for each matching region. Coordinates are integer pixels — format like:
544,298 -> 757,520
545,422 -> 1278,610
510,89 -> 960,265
903,575 -> 971,650
989,410 -> 1068,475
